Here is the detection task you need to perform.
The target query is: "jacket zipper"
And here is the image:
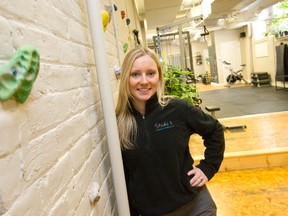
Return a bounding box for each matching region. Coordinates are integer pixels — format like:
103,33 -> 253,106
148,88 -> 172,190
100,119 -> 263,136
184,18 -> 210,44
140,113 -> 150,149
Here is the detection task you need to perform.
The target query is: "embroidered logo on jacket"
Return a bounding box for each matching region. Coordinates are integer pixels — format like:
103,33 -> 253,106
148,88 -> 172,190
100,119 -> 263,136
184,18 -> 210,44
154,121 -> 175,131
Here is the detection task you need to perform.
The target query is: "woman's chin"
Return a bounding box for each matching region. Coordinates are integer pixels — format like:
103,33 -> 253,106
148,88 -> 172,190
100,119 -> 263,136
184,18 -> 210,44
135,93 -> 153,101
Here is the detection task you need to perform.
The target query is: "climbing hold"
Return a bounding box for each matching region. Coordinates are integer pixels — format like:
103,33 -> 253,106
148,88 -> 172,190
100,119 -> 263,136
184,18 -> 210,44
133,29 -> 141,45
113,4 -> 118,11
123,43 -> 128,53
101,10 -> 109,32
121,10 -> 125,19
114,65 -> 121,76
0,44 -> 40,103
89,182 -> 101,205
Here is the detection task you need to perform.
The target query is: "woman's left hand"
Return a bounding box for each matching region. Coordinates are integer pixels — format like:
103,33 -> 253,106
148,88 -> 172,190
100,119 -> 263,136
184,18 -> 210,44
187,166 -> 208,187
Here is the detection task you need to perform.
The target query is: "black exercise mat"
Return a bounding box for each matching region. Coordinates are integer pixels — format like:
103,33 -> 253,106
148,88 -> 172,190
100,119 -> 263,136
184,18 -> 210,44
198,86 -> 288,118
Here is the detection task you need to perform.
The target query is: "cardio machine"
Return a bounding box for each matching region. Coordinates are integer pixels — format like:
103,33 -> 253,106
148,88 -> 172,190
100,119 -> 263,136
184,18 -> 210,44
222,61 -> 249,87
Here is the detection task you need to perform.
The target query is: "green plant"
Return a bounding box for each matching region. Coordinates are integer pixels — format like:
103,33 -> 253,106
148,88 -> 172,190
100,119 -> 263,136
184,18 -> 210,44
264,0 -> 288,37
198,73 -> 210,84
163,64 -> 201,107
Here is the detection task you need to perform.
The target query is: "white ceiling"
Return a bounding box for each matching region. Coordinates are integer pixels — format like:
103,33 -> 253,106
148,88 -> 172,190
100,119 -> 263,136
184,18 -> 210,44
134,0 -> 282,37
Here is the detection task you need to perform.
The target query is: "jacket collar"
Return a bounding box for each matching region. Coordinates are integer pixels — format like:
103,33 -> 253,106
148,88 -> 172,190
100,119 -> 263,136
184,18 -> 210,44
129,94 -> 159,116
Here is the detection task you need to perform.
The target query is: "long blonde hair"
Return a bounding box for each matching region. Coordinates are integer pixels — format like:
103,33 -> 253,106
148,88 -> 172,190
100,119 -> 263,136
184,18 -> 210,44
115,47 -> 167,149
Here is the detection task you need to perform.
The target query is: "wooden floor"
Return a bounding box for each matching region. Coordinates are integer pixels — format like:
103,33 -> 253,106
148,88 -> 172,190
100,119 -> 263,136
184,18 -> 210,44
189,111 -> 288,156
208,166 -> 288,216
189,83 -> 288,216
196,82 -> 248,92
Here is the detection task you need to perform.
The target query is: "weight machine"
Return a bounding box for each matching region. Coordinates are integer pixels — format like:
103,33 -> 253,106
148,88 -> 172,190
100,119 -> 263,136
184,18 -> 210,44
153,14 -> 207,69
152,31 -> 193,70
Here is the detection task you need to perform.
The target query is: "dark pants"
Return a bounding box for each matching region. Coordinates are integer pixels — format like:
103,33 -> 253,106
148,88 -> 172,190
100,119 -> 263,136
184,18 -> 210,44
162,185 -> 217,216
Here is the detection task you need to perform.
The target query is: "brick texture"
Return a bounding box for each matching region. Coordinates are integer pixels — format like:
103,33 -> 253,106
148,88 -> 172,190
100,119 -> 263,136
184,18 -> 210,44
0,0 -> 141,215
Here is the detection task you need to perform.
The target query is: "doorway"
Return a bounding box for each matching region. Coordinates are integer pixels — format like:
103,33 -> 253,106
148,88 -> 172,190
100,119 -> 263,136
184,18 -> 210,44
220,40 -> 242,84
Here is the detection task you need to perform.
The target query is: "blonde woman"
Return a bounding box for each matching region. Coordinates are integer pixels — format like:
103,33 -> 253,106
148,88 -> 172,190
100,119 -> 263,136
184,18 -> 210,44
116,47 -> 225,216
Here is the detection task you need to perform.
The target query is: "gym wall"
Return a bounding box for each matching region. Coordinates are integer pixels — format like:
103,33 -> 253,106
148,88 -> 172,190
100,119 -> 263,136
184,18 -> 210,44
0,0 -> 141,215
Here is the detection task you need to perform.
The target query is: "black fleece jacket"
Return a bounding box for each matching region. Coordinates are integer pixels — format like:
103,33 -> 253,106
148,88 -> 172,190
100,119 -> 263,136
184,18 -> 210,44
122,95 -> 225,216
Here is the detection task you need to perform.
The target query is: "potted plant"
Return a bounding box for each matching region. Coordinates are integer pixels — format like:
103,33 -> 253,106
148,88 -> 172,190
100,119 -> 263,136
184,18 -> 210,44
264,0 -> 288,38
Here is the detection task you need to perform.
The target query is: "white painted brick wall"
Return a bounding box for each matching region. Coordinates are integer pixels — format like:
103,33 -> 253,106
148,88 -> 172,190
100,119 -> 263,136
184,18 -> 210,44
0,0 -> 141,215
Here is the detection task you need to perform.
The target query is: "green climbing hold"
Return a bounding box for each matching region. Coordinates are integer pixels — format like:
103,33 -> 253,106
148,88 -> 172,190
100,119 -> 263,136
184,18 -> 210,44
0,44 -> 40,103
123,43 -> 128,54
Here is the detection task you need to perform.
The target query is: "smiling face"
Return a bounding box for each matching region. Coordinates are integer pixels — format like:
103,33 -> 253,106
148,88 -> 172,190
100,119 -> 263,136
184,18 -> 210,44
129,55 -> 159,112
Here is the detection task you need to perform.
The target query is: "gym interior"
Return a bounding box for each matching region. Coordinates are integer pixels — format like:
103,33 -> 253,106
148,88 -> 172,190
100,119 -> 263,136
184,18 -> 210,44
0,0 -> 287,215
145,1 -> 288,214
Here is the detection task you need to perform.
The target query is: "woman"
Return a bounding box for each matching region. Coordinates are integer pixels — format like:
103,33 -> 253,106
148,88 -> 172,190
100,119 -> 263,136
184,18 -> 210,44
115,47 -> 225,216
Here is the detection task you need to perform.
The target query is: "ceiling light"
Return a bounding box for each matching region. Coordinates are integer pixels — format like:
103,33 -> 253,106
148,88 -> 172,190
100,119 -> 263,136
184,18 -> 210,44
187,0 -> 212,20
217,18 -> 225,26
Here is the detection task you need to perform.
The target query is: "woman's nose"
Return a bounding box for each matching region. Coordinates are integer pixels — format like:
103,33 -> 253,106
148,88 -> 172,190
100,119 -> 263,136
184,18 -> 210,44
140,74 -> 148,84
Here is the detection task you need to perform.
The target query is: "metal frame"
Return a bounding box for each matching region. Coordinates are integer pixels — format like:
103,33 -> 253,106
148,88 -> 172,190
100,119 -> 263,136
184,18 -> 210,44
152,31 -> 193,70
275,75 -> 288,90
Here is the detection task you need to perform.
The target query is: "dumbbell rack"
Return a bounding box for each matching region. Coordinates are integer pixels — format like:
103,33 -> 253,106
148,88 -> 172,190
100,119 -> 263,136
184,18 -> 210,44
250,72 -> 270,87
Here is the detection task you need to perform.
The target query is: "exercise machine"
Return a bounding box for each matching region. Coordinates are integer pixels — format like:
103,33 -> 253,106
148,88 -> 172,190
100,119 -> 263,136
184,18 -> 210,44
222,61 -> 249,87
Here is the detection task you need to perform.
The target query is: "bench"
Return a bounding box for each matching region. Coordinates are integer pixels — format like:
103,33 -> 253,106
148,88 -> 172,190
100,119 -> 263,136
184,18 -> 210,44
205,106 -> 220,118
205,105 -> 247,130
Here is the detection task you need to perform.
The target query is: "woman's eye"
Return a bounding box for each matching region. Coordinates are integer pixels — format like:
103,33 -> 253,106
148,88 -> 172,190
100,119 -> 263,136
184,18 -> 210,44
148,71 -> 155,76
131,72 -> 140,77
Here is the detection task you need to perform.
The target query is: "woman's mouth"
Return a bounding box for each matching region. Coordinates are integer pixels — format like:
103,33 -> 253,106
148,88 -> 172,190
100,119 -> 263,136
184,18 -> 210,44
138,88 -> 150,92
